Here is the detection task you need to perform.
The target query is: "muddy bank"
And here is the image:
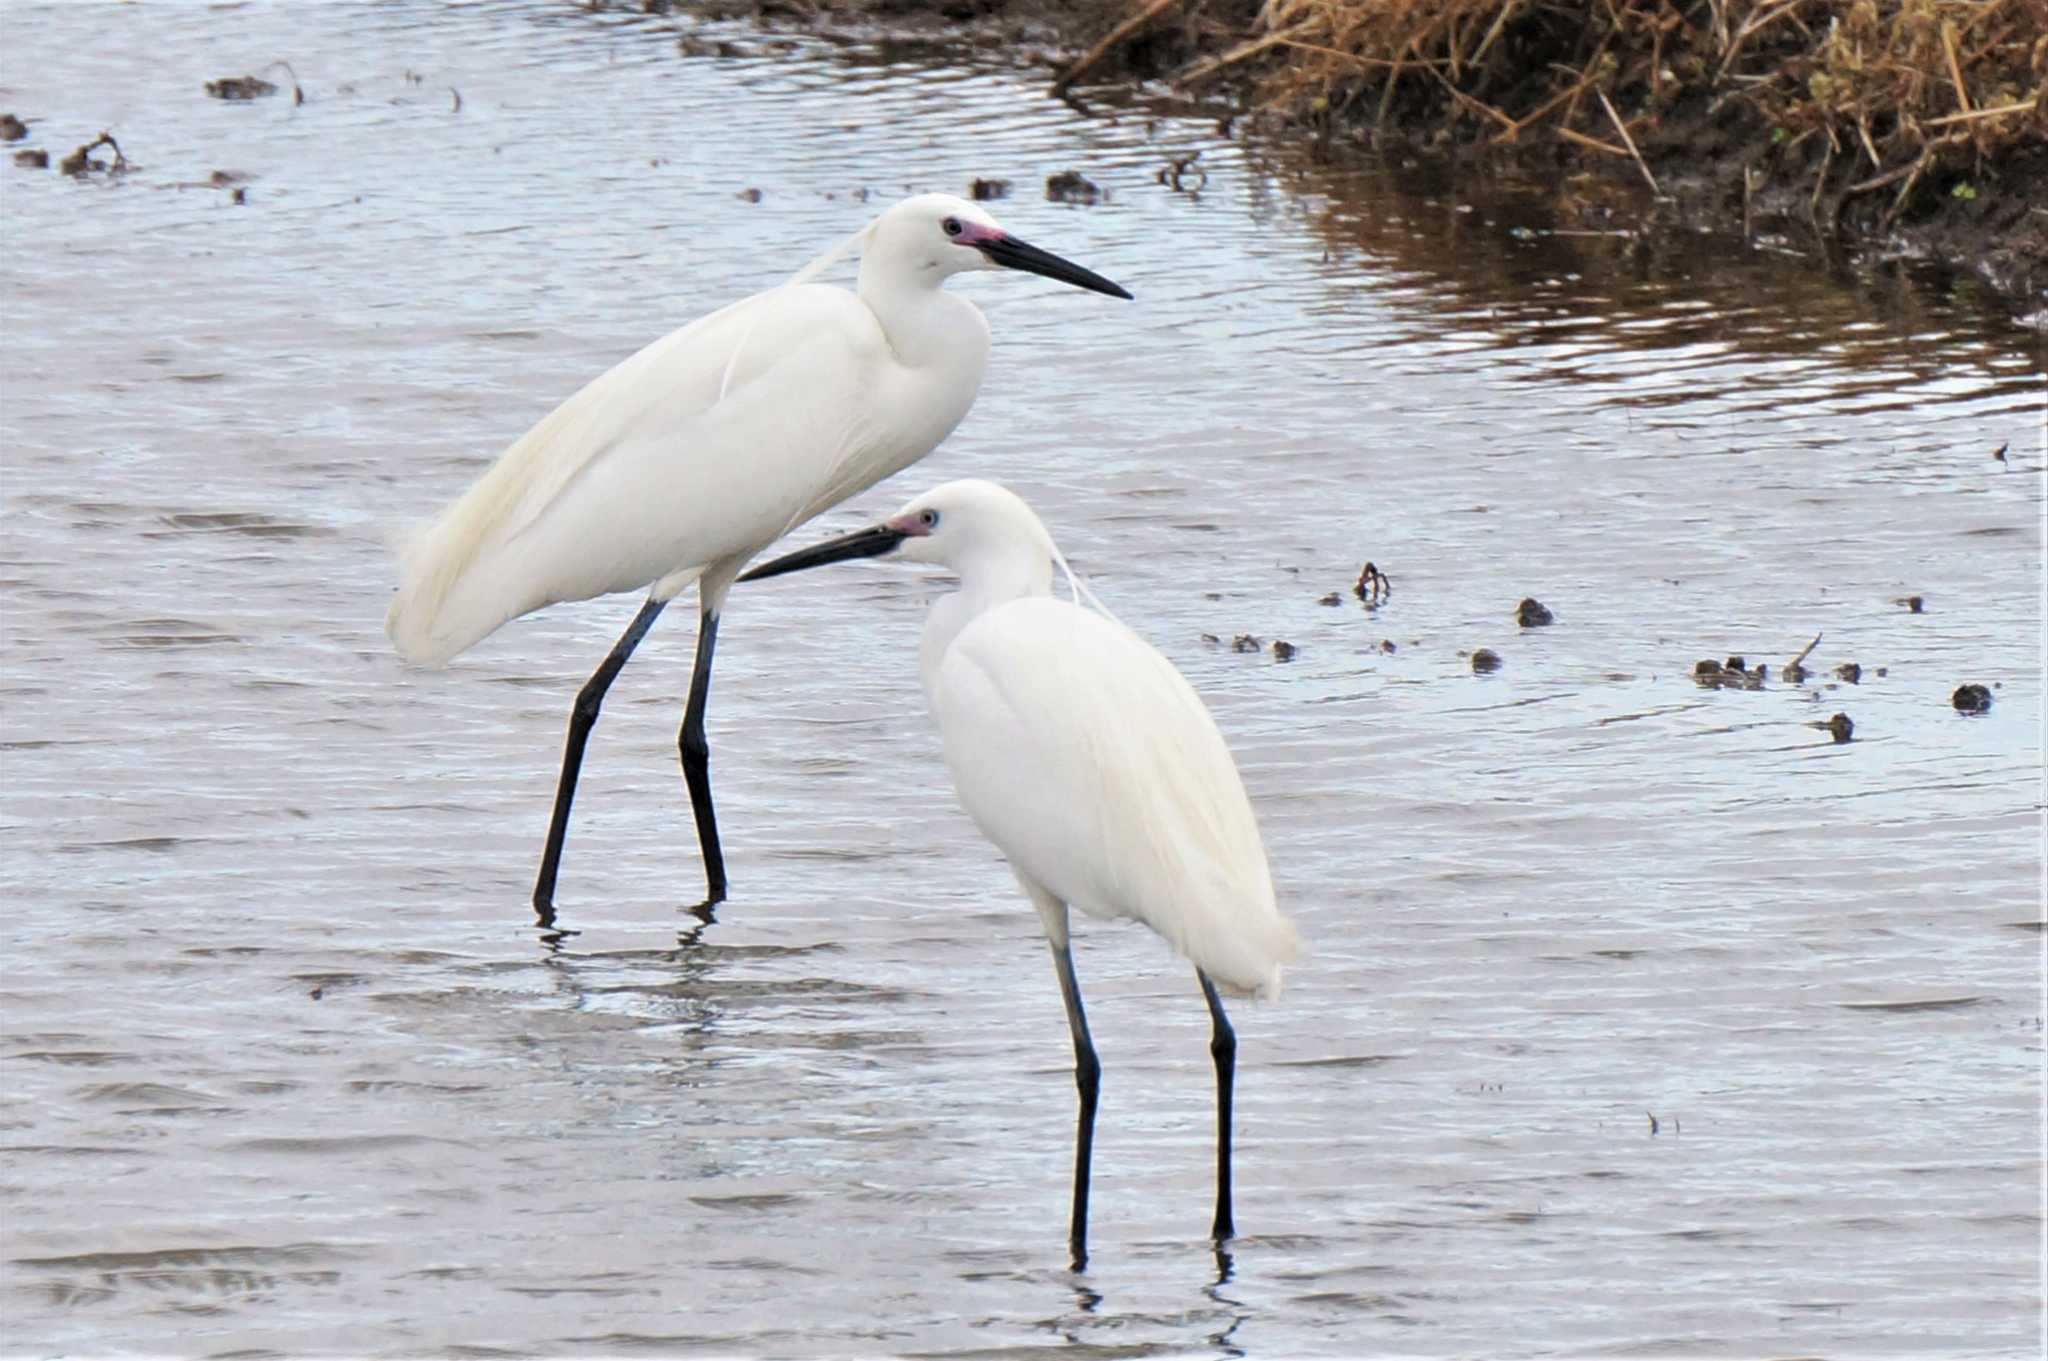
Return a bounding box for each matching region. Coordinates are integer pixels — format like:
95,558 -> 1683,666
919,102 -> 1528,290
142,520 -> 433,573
693,0 -> 2046,316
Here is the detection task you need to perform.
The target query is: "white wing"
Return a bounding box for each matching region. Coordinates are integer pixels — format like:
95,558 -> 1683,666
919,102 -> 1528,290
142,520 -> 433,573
930,597 -> 1300,999
387,283 -> 889,665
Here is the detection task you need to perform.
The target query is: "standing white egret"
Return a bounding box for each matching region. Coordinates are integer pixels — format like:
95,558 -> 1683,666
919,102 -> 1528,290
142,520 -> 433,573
740,479 -> 1301,1268
386,195 -> 1130,914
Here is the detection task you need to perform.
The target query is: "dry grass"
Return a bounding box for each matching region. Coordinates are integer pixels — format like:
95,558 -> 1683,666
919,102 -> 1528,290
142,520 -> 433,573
1079,0 -> 2046,228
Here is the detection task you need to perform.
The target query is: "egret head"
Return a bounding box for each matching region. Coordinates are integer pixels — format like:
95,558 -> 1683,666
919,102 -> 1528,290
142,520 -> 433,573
868,193 -> 1131,300
739,479 -> 1056,584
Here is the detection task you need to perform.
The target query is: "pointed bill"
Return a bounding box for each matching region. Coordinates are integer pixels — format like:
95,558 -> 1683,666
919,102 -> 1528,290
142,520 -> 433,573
739,524 -> 908,582
977,234 -> 1132,300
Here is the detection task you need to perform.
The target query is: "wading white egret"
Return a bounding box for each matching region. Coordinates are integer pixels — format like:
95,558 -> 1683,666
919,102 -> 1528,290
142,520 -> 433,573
385,195 -> 1130,914
741,479 -> 1301,1268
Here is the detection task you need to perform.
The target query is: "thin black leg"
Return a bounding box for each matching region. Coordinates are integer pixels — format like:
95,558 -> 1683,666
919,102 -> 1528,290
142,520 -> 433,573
678,606 -> 726,906
1050,939 -> 1101,1272
1199,969 -> 1237,1244
533,596 -> 667,913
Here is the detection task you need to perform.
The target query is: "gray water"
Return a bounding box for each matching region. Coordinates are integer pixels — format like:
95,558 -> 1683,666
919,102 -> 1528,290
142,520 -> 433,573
2,2 -> 2042,1356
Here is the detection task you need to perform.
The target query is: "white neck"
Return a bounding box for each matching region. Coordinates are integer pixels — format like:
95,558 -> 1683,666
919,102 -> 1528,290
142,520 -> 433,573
918,539 -> 1055,694
858,257 -> 988,370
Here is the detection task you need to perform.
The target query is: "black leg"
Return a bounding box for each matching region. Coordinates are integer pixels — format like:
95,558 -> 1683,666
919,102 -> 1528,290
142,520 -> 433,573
678,606 -> 727,905
1050,939 -> 1101,1272
1199,969 -> 1236,1244
533,596 -> 667,913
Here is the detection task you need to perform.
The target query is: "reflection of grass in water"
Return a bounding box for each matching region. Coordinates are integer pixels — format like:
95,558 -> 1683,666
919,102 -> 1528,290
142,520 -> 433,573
1234,126 -> 2033,380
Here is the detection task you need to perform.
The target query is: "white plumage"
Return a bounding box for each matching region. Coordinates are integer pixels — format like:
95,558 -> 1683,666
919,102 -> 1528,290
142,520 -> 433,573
934,597 -> 1297,1000
383,194 -> 1130,910
740,477 -> 1301,1263
388,220 -> 978,666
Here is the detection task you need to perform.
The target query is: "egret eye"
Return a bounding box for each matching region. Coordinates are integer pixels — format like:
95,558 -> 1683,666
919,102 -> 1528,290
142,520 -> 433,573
919,508 -> 940,529
942,217 -> 963,238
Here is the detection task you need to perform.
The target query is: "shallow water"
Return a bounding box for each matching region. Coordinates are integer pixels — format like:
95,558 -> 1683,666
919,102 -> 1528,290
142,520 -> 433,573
2,2 -> 2042,1356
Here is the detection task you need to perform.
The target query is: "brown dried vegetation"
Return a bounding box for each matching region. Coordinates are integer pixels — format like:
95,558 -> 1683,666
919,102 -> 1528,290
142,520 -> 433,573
1073,1 -> 2045,261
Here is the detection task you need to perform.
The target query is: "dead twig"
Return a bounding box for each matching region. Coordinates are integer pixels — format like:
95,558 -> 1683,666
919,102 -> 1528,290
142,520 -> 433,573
1808,135 -> 1836,235
1493,62 -> 1603,143
1923,100 -> 2033,127
1844,158 -> 1919,197
1054,0 -> 1178,96
1428,62 -> 1515,132
1784,632 -> 1823,681
1598,88 -> 1661,195
1182,27 -> 1318,85
1271,37 -> 1444,71
1717,0 -> 1807,81
1468,0 -> 1520,70
1557,125 -> 1631,157
1939,19 -> 1972,114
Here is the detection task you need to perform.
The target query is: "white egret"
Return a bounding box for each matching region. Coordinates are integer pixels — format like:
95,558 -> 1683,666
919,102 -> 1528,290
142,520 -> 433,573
740,479 -> 1301,1268
385,194 -> 1130,913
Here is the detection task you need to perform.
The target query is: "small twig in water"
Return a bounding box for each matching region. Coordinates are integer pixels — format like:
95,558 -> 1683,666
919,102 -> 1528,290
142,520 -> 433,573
1784,631 -> 1822,683
1354,562 -> 1391,607
261,61 -> 305,106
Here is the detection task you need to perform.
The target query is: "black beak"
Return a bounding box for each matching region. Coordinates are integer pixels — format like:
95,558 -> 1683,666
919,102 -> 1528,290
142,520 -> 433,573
978,234 -> 1132,300
740,524 -> 908,583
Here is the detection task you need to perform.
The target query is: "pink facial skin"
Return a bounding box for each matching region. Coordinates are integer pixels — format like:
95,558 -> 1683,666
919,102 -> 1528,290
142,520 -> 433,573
951,220 -> 1007,248
885,511 -> 935,538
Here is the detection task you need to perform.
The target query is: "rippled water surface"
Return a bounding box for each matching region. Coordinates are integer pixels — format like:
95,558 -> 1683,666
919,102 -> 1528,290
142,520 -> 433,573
3,2 -> 2043,1356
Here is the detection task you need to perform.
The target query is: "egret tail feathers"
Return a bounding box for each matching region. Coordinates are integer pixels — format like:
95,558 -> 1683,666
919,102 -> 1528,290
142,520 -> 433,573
385,518 -> 517,666
1181,880 -> 1302,1002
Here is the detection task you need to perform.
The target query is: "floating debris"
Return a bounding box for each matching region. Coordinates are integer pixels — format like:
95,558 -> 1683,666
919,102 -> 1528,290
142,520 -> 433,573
1894,594 -> 1925,613
1045,170 -> 1101,205
0,113 -> 26,141
1694,656 -> 1765,690
1993,442 -> 2008,465
210,60 -> 303,104
1157,153 -> 1206,193
969,177 -> 1010,201
736,186 -> 762,203
58,132 -> 129,177
1470,648 -> 1501,674
1199,632 -> 1220,646
1229,633 -> 1260,654
1783,632 -> 1822,684
679,36 -> 747,58
1379,639 -> 1397,654
1825,713 -> 1854,743
1952,683 -> 1993,715
1271,640 -> 1297,662
1835,662 -> 1862,684
1354,561 -> 1390,608
207,75 -> 278,100
1515,597 -> 1554,627
1317,592 -> 1341,607
13,148 -> 46,168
